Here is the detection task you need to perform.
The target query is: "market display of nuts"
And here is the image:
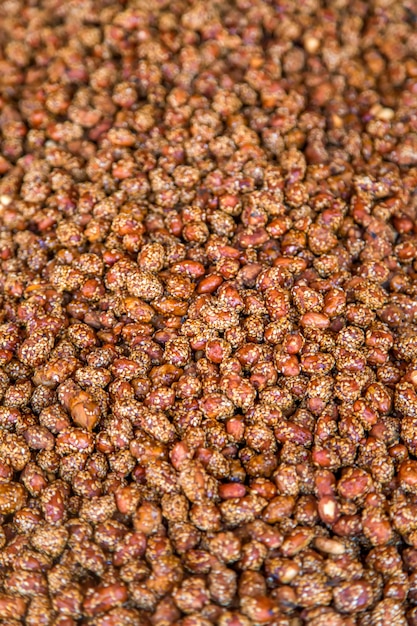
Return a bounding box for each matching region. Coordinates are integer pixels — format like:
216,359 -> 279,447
1,0 -> 417,623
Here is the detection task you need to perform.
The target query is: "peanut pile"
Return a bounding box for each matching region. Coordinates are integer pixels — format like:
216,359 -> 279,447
1,0 -> 417,624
